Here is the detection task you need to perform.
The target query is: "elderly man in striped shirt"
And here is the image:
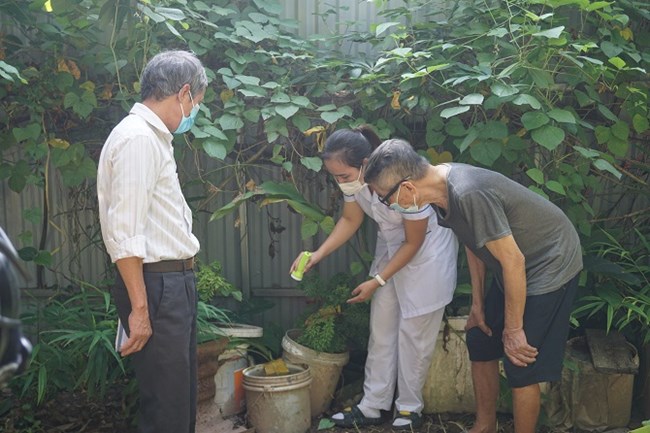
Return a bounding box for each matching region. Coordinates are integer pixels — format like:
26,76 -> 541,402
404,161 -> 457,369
97,50 -> 207,433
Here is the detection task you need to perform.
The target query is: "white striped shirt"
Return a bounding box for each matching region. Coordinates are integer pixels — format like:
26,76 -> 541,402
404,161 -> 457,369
97,103 -> 200,263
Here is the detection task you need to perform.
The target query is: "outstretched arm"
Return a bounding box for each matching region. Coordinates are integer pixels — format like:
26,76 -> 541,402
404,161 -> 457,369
290,200 -> 365,274
347,217 -> 428,303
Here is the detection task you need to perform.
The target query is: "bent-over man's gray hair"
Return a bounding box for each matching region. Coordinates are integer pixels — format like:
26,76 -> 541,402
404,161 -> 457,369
140,50 -> 208,101
364,139 -> 430,190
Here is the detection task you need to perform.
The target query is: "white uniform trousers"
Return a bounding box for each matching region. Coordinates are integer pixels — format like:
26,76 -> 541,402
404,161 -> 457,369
359,278 -> 445,413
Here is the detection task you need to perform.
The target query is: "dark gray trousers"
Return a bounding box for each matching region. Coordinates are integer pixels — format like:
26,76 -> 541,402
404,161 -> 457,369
113,269 -> 197,433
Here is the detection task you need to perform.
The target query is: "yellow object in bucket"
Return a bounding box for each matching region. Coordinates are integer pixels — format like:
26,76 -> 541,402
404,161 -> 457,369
263,358 -> 290,376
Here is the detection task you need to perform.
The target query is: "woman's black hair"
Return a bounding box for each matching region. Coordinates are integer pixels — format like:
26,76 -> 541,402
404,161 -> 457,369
321,125 -> 382,168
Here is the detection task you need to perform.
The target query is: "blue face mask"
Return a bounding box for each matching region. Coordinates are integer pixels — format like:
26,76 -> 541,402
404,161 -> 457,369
173,91 -> 199,135
389,184 -> 423,214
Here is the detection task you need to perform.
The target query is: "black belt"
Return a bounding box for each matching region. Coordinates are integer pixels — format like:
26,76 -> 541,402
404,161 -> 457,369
142,258 -> 195,273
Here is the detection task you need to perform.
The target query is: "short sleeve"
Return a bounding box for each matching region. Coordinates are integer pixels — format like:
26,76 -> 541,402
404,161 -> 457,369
401,204 -> 435,221
458,190 -> 511,248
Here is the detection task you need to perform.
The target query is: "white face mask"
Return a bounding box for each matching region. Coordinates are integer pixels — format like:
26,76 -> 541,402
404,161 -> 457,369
389,184 -> 423,214
337,166 -> 365,196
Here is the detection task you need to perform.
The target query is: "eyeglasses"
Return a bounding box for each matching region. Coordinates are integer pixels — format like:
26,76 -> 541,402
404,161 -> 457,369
378,176 -> 410,206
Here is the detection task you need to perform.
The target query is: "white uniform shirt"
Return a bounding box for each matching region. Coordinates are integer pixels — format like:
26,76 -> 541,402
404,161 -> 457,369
344,186 -> 458,318
97,103 -> 200,263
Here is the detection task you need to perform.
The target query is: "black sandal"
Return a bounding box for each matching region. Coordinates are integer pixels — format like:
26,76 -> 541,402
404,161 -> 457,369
392,410 -> 423,430
331,405 -> 383,427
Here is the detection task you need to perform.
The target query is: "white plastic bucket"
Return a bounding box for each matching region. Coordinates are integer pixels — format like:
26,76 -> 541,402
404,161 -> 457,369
213,323 -> 263,417
214,345 -> 249,417
243,363 -> 312,433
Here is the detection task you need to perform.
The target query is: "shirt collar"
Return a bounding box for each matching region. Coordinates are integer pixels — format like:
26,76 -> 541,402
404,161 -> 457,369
129,103 -> 173,141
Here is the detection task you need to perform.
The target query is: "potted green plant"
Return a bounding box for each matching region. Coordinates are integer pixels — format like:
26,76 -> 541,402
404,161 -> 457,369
282,272 -> 369,417
195,259 -> 243,403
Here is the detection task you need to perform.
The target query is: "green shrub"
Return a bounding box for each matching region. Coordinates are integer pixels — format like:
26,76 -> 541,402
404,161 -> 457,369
295,272 -> 369,353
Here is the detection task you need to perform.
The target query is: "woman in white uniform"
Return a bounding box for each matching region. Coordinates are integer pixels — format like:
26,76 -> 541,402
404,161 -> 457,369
290,126 -> 458,430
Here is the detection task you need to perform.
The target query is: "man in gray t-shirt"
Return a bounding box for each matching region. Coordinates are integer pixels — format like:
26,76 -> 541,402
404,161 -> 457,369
365,139 -> 583,433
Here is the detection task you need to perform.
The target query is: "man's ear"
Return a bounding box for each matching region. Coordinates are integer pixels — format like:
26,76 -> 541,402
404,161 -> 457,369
177,83 -> 191,101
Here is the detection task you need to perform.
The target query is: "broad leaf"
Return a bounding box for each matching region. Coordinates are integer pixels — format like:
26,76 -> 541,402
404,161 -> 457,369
593,159 -> 622,179
300,157 -> 322,172
375,21 -> 400,37
521,111 -> 549,130
545,180 -> 566,195
526,168 -> 545,184
532,26 -> 564,39
491,83 -> 519,97
203,141 -> 227,160
459,93 -> 484,105
512,94 -> 541,109
547,109 -> 575,124
440,106 -> 470,119
531,125 -> 565,150
632,114 -> 649,133
470,140 -> 501,166
275,104 -> 299,119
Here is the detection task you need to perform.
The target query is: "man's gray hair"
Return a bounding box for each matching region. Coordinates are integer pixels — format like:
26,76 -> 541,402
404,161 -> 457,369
364,139 -> 429,190
140,50 -> 208,101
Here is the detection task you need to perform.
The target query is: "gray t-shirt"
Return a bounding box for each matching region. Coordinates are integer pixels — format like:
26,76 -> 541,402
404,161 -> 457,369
434,163 -> 583,296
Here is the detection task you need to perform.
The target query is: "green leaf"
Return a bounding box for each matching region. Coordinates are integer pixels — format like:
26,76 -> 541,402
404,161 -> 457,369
154,7 -> 185,21
610,121 -> 629,141
300,157 -> 322,172
532,26 -> 564,39
601,41 -> 623,58
608,56 -> 626,70
349,261 -> 365,276
13,123 -> 41,142
487,27 -> 508,37
33,250 -> 52,266
491,83 -> 519,97
521,111 -> 550,130
219,114 -> 244,130
574,146 -> 598,159
238,88 -> 266,97
319,216 -> 335,234
375,21 -> 400,37
531,125 -> 565,150
470,140 -> 501,166
482,121 -> 508,139
291,96 -> 311,107
458,129 -> 478,153
440,106 -> 470,119
317,418 -> 336,430
632,114 -> 649,133
234,75 -> 260,86
445,118 -> 466,137
598,104 -> 618,122
607,137 -> 628,157
301,219 -> 319,240
292,115 -> 310,132
547,109 -> 575,124
528,69 -> 554,89
203,141 -> 227,160
545,180 -> 566,195
459,93 -> 484,105
593,159 -> 622,179
275,104 -> 299,119
512,94 -> 541,109
321,111 -> 347,123
526,168 -> 545,184
595,125 -> 610,144
271,93 -> 290,103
